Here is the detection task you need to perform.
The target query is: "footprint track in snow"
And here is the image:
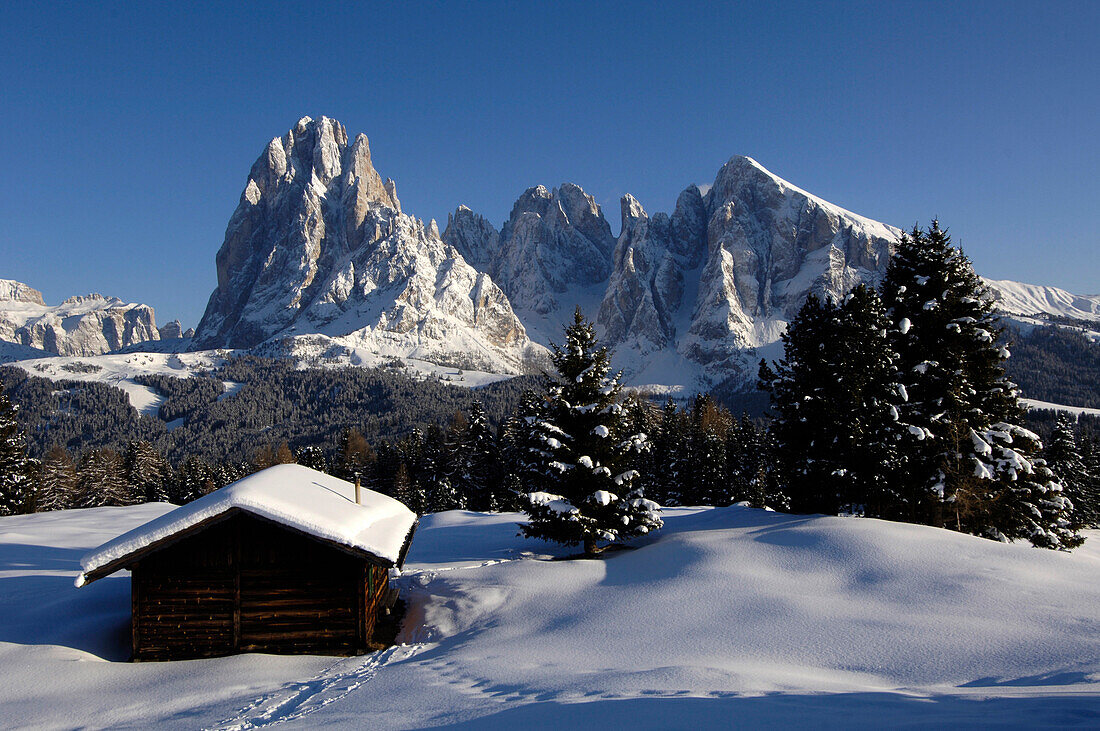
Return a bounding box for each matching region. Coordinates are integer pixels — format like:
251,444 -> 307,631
206,643 -> 423,730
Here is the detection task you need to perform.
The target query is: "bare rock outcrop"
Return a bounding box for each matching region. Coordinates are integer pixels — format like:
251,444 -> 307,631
192,117 -> 538,373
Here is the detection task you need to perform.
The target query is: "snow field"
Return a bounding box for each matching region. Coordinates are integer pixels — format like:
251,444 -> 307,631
1021,398 -> 1100,418
9,350 -> 230,416
2,504 -> 1100,728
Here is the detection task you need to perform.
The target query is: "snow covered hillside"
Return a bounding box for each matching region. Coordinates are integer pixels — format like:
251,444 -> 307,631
3,504 -> 1100,728
5,346 -> 514,427
985,278 -> 1100,323
7,350 -> 231,416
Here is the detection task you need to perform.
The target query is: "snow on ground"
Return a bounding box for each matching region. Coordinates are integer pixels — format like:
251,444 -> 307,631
1022,398 -> 1100,418
0,340 -> 51,363
220,380 -> 245,400
3,505 -> 1100,728
275,332 -> 531,387
984,279 -> 1100,323
9,351 -> 230,416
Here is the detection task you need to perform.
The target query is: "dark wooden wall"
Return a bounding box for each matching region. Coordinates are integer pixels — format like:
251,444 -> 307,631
131,511 -> 392,661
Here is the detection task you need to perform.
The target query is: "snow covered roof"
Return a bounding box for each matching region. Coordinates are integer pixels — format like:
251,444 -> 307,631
77,464 -> 417,586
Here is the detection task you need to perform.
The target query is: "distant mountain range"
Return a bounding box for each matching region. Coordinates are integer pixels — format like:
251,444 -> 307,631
2,116 -> 1096,389
0,279 -> 191,360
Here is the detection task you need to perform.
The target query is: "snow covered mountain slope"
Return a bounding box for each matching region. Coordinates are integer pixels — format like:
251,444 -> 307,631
444,183 -> 616,344
69,115 -> 1086,390
672,156 -> 896,381
2,504 -> 1100,728
448,156 -> 898,389
985,278 -> 1100,322
0,340 -> 50,364
0,280 -> 161,357
192,117 -> 541,375
6,350 -> 231,415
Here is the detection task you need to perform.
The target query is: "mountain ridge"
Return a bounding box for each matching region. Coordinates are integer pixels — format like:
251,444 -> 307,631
0,280 -> 161,357
6,118 -> 1092,391
191,116 -> 541,375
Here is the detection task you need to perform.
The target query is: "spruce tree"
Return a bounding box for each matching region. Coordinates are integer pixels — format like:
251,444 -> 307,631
760,287 -> 907,516
296,445 -> 330,474
74,449 -> 130,508
1081,433 -> 1100,528
36,444 -> 77,511
169,456 -> 216,504
686,394 -> 730,505
881,222 -> 1079,548
392,462 -> 426,515
759,294 -> 838,513
832,285 -> 912,518
500,389 -> 552,497
521,308 -> 662,556
124,440 -> 170,503
0,383 -> 34,516
727,415 -> 788,510
430,476 -> 467,512
464,401 -> 501,510
619,396 -> 656,501
1046,415 -> 1098,528
336,428 -> 375,481
650,399 -> 688,506
445,403 -> 500,511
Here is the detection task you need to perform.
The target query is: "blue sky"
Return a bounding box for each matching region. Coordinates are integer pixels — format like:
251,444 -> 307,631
1,1 -> 1096,328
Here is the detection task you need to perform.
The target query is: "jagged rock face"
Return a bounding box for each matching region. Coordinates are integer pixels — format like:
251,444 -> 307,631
681,157 -> 896,371
193,120 -> 900,385
597,195 -> 687,352
444,206 -> 499,274
444,183 -> 615,322
195,116 -> 402,348
593,156 -> 898,384
193,117 -> 536,373
0,280 -> 45,305
158,320 -> 184,339
0,284 -> 160,356
302,210 -> 528,353
444,157 -> 896,386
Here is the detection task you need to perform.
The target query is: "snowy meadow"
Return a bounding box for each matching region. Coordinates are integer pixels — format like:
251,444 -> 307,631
3,503 -> 1100,728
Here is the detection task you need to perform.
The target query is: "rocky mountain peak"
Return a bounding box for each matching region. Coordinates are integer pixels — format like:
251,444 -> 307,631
592,155 -> 901,387
197,116 -> 407,348
0,280 -> 45,305
443,206 -> 499,273
61,294 -> 121,307
192,117 -> 539,373
190,124 -> 905,387
444,182 -> 615,334
0,285 -> 159,357
158,320 -> 185,339
620,194 -> 648,228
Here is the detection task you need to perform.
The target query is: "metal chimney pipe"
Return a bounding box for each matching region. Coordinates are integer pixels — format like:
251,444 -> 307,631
354,473 -> 362,504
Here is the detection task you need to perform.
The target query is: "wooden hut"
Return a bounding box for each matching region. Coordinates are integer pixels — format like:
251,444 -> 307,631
77,464 -> 417,661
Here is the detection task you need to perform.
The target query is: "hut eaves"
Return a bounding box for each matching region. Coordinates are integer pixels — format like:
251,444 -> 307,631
77,464 -> 417,587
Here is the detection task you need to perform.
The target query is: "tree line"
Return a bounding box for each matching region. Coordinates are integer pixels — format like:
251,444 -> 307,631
2,222 -> 1099,554
759,222 -> 1097,548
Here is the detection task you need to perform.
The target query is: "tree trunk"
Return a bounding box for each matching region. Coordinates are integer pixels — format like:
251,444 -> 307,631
583,537 -> 605,557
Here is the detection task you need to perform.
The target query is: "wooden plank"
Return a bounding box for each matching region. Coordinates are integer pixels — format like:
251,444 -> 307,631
131,562 -> 141,661
358,563 -> 367,650
233,518 -> 241,651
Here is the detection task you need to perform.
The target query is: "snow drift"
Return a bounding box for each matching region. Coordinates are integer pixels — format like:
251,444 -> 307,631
2,503 -> 1100,728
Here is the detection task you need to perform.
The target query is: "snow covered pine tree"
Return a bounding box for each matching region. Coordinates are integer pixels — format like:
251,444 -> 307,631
881,221 -> 1080,548
1045,414 -> 1099,529
0,380 -> 34,515
759,286 -> 910,517
522,308 -> 663,557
